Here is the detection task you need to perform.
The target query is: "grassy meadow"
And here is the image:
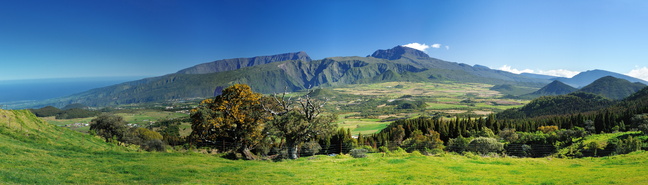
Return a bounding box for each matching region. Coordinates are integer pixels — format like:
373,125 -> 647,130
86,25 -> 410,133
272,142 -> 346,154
2,109 -> 648,184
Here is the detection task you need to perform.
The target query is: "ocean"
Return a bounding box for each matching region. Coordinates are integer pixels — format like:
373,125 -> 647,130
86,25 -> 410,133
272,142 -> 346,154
0,76 -> 146,104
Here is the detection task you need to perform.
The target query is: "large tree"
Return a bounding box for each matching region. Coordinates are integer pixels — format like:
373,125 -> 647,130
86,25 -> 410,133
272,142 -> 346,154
189,84 -> 270,160
90,113 -> 127,143
264,90 -> 337,159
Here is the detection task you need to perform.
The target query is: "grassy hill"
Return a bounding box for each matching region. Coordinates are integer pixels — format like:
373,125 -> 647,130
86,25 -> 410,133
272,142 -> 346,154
2,109 -> 648,184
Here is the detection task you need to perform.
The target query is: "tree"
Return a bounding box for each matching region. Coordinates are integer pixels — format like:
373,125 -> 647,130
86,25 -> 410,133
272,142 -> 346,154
189,84 -> 270,160
90,113 -> 127,143
263,90 -> 337,159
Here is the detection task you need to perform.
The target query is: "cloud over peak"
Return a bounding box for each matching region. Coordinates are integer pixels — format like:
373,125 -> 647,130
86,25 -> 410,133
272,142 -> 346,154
403,42 -> 448,53
627,66 -> 648,81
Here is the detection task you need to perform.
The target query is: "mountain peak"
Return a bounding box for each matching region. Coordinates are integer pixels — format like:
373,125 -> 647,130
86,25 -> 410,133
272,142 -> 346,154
529,80 -> 578,96
370,45 -> 430,60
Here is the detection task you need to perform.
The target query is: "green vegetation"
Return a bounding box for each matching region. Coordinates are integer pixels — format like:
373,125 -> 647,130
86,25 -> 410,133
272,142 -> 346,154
578,76 -> 646,100
1,109 -> 647,184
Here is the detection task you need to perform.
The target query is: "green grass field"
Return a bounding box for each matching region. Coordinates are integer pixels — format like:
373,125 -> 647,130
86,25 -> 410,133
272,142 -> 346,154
43,110 -> 188,133
2,109 -> 648,184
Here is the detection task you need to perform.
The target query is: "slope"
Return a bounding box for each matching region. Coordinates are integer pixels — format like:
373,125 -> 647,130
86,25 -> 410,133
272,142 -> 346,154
553,69 -> 648,88
578,76 -> 646,100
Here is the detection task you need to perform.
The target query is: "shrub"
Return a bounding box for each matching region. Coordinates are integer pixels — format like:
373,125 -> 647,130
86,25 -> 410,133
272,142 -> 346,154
498,128 -> 518,143
467,137 -> 504,155
447,135 -> 471,153
142,139 -> 165,152
401,130 -> 444,154
349,148 -> 368,158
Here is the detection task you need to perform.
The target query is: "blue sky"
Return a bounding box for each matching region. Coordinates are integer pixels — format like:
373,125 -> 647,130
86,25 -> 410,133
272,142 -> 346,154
1,0 -> 648,81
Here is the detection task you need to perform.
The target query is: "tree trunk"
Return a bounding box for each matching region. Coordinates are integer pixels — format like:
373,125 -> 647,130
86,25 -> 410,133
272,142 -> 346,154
240,146 -> 258,160
287,141 -> 299,159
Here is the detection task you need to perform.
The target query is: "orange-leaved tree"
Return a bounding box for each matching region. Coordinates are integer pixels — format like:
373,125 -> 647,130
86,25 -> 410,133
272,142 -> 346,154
189,84 -> 270,160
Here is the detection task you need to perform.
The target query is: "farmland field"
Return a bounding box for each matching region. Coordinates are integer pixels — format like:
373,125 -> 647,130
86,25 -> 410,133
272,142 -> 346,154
323,82 -> 531,135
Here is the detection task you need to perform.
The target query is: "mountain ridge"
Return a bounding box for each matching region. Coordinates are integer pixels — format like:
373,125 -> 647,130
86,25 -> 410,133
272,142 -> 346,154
176,51 -> 311,74
8,46 -> 553,108
553,69 -> 648,88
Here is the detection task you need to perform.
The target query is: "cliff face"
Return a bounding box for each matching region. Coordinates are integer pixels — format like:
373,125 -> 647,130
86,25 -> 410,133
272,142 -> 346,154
176,51 -> 311,74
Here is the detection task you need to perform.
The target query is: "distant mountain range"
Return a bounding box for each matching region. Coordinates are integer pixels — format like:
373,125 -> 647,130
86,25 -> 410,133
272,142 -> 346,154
8,45 -> 647,109
521,76 -> 646,100
552,69 -> 648,88
12,46 -> 551,108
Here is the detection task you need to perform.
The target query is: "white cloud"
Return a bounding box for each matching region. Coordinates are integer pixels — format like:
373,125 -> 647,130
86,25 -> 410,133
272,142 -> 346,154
498,65 -> 534,74
626,66 -> 648,81
403,43 -> 430,52
402,42 -> 444,53
537,69 -> 579,78
497,65 -> 579,78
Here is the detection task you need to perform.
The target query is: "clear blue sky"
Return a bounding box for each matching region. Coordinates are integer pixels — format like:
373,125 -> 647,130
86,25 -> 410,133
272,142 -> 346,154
2,0 -> 648,81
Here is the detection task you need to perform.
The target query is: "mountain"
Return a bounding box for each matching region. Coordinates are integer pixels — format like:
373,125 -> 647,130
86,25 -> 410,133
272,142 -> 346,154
177,51 -> 311,74
522,80 -> 578,98
553,69 -> 648,88
578,76 -> 646,100
13,46 -> 552,109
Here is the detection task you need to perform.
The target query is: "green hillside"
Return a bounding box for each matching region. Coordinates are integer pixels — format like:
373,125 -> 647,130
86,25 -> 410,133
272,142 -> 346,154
2,109 -> 648,184
497,92 -> 614,119
579,76 -> 646,100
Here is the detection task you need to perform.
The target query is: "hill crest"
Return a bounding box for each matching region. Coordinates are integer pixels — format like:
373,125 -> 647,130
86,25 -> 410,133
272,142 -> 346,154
578,76 -> 646,100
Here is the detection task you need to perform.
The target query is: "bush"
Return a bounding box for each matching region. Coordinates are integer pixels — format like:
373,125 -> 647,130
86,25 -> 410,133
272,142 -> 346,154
467,137 -> 504,155
498,128 -> 518,143
349,148 -> 368,158
142,139 -> 165,152
447,136 -> 471,153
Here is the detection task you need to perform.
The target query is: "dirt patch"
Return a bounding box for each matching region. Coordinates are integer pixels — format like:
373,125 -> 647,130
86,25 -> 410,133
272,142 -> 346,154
472,110 -> 493,115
